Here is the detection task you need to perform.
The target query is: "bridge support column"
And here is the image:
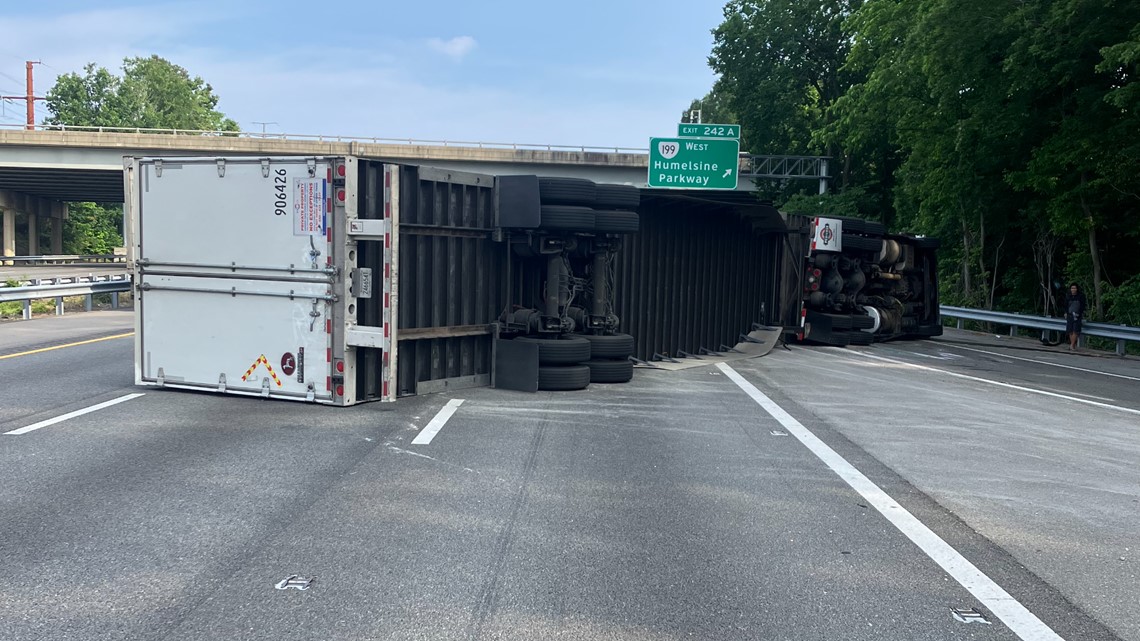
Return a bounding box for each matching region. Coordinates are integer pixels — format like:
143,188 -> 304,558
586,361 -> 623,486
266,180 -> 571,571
0,191 -> 68,258
51,204 -> 65,254
27,212 -> 38,256
2,208 -> 14,266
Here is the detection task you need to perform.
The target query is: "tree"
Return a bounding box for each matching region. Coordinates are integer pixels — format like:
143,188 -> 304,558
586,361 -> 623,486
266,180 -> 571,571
45,55 -> 238,132
1002,0 -> 1140,318
42,64 -> 135,128
62,203 -> 122,255
699,0 -> 904,222
44,56 -> 239,256
709,0 -> 860,158
693,0 -> 1140,325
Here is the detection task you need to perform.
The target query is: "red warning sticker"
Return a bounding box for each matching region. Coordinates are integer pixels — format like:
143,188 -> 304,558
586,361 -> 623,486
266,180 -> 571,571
281,352 -> 297,377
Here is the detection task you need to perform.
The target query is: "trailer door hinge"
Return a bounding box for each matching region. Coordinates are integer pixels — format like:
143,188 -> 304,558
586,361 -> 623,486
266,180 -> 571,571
307,158 -> 317,177
218,373 -> 227,392
156,367 -> 166,386
261,378 -> 271,398
216,159 -> 226,177
261,159 -> 270,178
309,300 -> 322,331
154,159 -> 163,177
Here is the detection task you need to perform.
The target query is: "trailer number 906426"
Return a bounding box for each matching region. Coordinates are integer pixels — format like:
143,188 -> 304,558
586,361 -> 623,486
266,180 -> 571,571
273,168 -> 288,216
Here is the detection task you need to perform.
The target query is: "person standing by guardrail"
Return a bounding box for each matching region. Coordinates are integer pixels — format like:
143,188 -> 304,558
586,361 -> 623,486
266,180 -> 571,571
1065,283 -> 1087,351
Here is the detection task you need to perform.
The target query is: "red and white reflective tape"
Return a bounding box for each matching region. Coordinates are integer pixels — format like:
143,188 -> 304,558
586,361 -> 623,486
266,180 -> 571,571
381,165 -> 395,401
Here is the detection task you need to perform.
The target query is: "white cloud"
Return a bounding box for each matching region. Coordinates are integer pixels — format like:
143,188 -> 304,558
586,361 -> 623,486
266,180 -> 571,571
426,36 -> 477,61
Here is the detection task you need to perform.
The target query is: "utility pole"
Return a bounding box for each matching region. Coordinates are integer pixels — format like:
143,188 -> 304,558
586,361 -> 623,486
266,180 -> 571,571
0,61 -> 44,130
252,121 -> 278,137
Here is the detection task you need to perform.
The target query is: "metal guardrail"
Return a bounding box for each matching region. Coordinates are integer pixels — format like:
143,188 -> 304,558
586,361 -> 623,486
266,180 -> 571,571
3,254 -> 127,265
0,276 -> 131,320
940,305 -> 1140,356
2,273 -> 130,287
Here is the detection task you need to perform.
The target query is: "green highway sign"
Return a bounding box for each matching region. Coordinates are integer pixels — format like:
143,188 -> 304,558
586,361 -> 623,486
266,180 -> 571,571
677,123 -> 741,139
648,137 -> 740,189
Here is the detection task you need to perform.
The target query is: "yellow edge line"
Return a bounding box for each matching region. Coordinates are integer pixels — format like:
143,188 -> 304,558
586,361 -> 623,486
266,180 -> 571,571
0,332 -> 135,360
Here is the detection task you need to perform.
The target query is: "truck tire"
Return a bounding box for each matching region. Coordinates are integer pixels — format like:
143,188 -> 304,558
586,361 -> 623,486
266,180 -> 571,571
538,364 -> 592,391
581,333 -> 635,359
594,184 -> 640,209
841,234 -> 883,253
836,217 -> 886,236
847,330 -> 874,346
850,314 -> 876,330
538,178 -> 597,206
540,206 -> 595,231
593,210 -> 640,233
585,358 -> 634,383
514,335 -> 591,365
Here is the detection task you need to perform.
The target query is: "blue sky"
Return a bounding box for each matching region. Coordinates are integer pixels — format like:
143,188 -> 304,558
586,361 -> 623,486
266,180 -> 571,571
0,1 -> 726,148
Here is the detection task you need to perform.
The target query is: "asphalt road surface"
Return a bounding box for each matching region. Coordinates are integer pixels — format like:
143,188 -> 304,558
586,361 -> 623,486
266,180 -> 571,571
1,316 -> 1136,641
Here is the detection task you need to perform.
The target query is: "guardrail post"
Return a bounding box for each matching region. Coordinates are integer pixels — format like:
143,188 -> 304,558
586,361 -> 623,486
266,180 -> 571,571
1010,325 -> 1016,337
957,319 -> 964,330
22,299 -> 31,320
85,294 -> 93,312
112,292 -> 120,309
55,296 -> 64,315
1117,339 -> 1126,357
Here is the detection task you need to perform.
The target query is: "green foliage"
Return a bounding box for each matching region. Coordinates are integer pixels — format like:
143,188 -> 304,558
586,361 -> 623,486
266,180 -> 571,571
45,55 -> 239,132
694,0 -> 1140,328
1104,274 -> 1140,327
63,203 -> 123,255
780,188 -> 870,218
709,0 -> 860,156
43,55 -> 238,256
0,299 -> 58,318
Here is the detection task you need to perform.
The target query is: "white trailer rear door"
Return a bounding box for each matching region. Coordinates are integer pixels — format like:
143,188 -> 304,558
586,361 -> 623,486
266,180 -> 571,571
133,157 -> 336,402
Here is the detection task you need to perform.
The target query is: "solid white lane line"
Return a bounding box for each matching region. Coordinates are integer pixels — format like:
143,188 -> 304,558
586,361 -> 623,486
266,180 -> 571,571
939,344 -> 1140,382
411,399 -> 465,445
4,393 -> 146,435
716,363 -> 1064,641
850,351 -> 1140,417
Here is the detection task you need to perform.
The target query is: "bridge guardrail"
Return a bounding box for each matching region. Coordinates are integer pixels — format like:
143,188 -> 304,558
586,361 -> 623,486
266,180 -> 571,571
2,122 -> 650,154
0,276 -> 132,320
940,305 -> 1139,356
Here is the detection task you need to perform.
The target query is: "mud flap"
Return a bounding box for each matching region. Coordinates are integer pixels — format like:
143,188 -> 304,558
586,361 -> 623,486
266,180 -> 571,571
493,336 -> 540,392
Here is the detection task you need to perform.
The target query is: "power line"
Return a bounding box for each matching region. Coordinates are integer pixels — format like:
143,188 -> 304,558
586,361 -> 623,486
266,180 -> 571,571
0,48 -> 27,63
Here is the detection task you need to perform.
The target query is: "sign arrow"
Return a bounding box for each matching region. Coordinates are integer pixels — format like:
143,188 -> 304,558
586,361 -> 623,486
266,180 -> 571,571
722,169 -> 733,179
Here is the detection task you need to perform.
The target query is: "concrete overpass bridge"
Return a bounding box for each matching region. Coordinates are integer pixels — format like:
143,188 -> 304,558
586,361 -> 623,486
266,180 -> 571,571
0,125 -> 830,258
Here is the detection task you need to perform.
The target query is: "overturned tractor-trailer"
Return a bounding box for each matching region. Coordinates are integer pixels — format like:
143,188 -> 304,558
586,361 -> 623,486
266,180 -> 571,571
125,155 -> 939,406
